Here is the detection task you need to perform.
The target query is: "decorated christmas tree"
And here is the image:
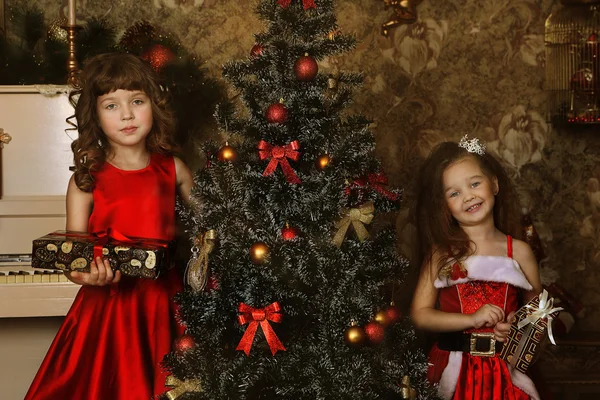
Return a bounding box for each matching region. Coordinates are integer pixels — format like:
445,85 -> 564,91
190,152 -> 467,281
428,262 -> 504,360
163,0 -> 436,398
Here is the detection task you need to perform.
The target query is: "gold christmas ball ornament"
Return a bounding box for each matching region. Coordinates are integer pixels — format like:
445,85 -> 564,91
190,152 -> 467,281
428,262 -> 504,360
217,142 -> 238,162
344,321 -> 366,348
249,242 -> 270,264
47,17 -> 68,43
315,153 -> 331,170
374,309 -> 392,327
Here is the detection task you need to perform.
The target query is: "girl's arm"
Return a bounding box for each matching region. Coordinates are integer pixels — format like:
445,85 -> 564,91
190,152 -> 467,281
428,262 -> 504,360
512,239 -> 543,303
410,250 -> 505,332
174,156 -> 193,206
64,175 -> 120,286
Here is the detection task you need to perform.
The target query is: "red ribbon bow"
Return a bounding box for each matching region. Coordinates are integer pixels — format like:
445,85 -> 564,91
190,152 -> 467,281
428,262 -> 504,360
450,262 -> 468,280
236,302 -> 286,356
258,140 -> 302,184
278,0 -> 317,10
346,173 -> 400,202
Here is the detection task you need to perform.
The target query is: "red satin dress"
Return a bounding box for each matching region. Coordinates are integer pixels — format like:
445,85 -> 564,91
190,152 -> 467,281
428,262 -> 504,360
427,236 -> 541,400
26,153 -> 184,400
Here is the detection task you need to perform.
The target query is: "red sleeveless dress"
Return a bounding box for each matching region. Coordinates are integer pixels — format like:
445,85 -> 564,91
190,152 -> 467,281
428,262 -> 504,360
26,153 -> 184,400
427,236 -> 541,400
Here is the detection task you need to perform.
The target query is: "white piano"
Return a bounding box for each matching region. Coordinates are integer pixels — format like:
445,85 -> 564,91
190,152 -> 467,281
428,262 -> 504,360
0,86 -> 80,399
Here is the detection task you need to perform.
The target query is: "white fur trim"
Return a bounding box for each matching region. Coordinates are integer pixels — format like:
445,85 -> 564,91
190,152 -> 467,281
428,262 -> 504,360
434,256 -> 533,291
437,351 -> 463,400
509,366 -> 541,400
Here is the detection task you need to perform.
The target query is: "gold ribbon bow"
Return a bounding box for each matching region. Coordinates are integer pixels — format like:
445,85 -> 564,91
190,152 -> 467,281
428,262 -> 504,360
333,201 -> 374,248
185,230 -> 217,291
517,289 -> 563,345
165,375 -> 201,400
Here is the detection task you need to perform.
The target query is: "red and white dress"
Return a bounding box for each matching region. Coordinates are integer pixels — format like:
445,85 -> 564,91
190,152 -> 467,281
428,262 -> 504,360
427,236 -> 540,400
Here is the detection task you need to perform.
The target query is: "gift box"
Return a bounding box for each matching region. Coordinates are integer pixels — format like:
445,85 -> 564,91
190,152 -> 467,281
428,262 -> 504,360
32,230 -> 172,279
499,290 -> 563,373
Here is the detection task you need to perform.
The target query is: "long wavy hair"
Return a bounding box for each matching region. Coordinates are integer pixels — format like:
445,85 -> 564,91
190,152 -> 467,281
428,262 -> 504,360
414,141 -> 521,276
68,52 -> 178,192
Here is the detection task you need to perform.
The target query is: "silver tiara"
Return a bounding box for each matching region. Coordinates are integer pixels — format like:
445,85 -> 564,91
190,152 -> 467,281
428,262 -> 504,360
458,135 -> 486,156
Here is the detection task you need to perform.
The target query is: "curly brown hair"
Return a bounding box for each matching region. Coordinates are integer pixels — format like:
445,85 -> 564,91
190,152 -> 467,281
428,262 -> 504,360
414,141 -> 521,276
68,52 -> 178,192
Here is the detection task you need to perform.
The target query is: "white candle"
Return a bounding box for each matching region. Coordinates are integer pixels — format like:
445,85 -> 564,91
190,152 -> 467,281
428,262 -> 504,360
68,0 -> 76,26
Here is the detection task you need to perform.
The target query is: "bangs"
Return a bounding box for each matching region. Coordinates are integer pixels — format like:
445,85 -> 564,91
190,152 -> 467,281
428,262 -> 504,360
91,57 -> 151,96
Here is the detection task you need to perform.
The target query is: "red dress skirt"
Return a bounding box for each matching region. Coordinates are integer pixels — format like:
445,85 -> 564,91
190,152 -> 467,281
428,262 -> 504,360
26,153 -> 184,400
428,237 -> 540,400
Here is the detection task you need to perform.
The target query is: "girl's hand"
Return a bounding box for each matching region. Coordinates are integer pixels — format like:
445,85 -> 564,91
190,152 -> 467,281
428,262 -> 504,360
493,311 -> 516,342
470,304 -> 505,329
64,257 -> 122,286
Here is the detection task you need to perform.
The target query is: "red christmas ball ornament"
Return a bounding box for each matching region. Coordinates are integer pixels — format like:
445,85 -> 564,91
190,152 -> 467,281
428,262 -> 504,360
250,43 -> 265,58
141,44 -> 175,72
266,100 -> 288,124
281,223 -> 299,240
174,334 -> 195,354
294,53 -> 319,81
364,321 -> 385,345
385,303 -> 402,325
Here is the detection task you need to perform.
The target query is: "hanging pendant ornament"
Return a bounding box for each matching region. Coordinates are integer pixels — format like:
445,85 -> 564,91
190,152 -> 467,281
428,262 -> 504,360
250,43 -> 265,58
364,320 -> 385,344
250,242 -> 270,264
385,302 -> 402,324
185,230 -> 217,292
266,99 -> 289,124
278,0 -> 317,10
344,321 -> 366,348
315,153 -> 331,170
217,142 -> 238,162
165,375 -> 202,400
294,53 -> 319,81
332,201 -> 375,248
236,302 -> 286,356
400,375 -> 417,400
281,223 -> 299,240
141,44 -> 176,72
258,140 -> 302,184
174,334 -> 196,354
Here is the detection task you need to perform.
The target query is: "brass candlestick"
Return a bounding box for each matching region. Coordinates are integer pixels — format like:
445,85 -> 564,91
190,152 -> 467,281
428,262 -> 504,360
61,25 -> 83,88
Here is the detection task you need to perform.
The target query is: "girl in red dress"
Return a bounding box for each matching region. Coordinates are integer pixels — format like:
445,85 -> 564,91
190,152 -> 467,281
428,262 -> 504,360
411,136 -> 543,400
26,53 -> 193,400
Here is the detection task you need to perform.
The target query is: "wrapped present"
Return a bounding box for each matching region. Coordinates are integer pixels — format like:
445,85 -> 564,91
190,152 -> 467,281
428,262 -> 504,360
32,230 -> 172,279
499,290 -> 563,373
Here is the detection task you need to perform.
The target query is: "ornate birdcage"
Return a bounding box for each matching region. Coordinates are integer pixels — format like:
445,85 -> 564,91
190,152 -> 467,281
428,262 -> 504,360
545,0 -> 600,125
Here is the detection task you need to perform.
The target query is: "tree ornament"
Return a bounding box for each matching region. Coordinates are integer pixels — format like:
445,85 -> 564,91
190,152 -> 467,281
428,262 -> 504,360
327,73 -> 339,92
328,29 -> 341,41
278,0 -> 317,9
141,44 -> 176,72
344,321 -> 366,348
374,309 -> 392,327
236,302 -> 286,356
385,302 -> 402,324
250,242 -> 270,264
185,230 -> 216,292
165,375 -> 202,399
250,43 -> 265,58
119,20 -> 156,51
266,100 -> 288,124
217,142 -> 238,162
258,140 -> 302,184
294,54 -> 319,81
281,223 -> 299,240
364,321 -> 385,344
400,375 -> 417,400
47,17 -> 68,43
333,202 -> 375,248
174,334 -> 196,354
315,153 -> 331,170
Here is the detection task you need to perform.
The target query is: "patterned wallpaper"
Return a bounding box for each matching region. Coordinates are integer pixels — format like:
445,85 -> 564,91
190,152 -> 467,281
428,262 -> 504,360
11,0 -> 599,331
